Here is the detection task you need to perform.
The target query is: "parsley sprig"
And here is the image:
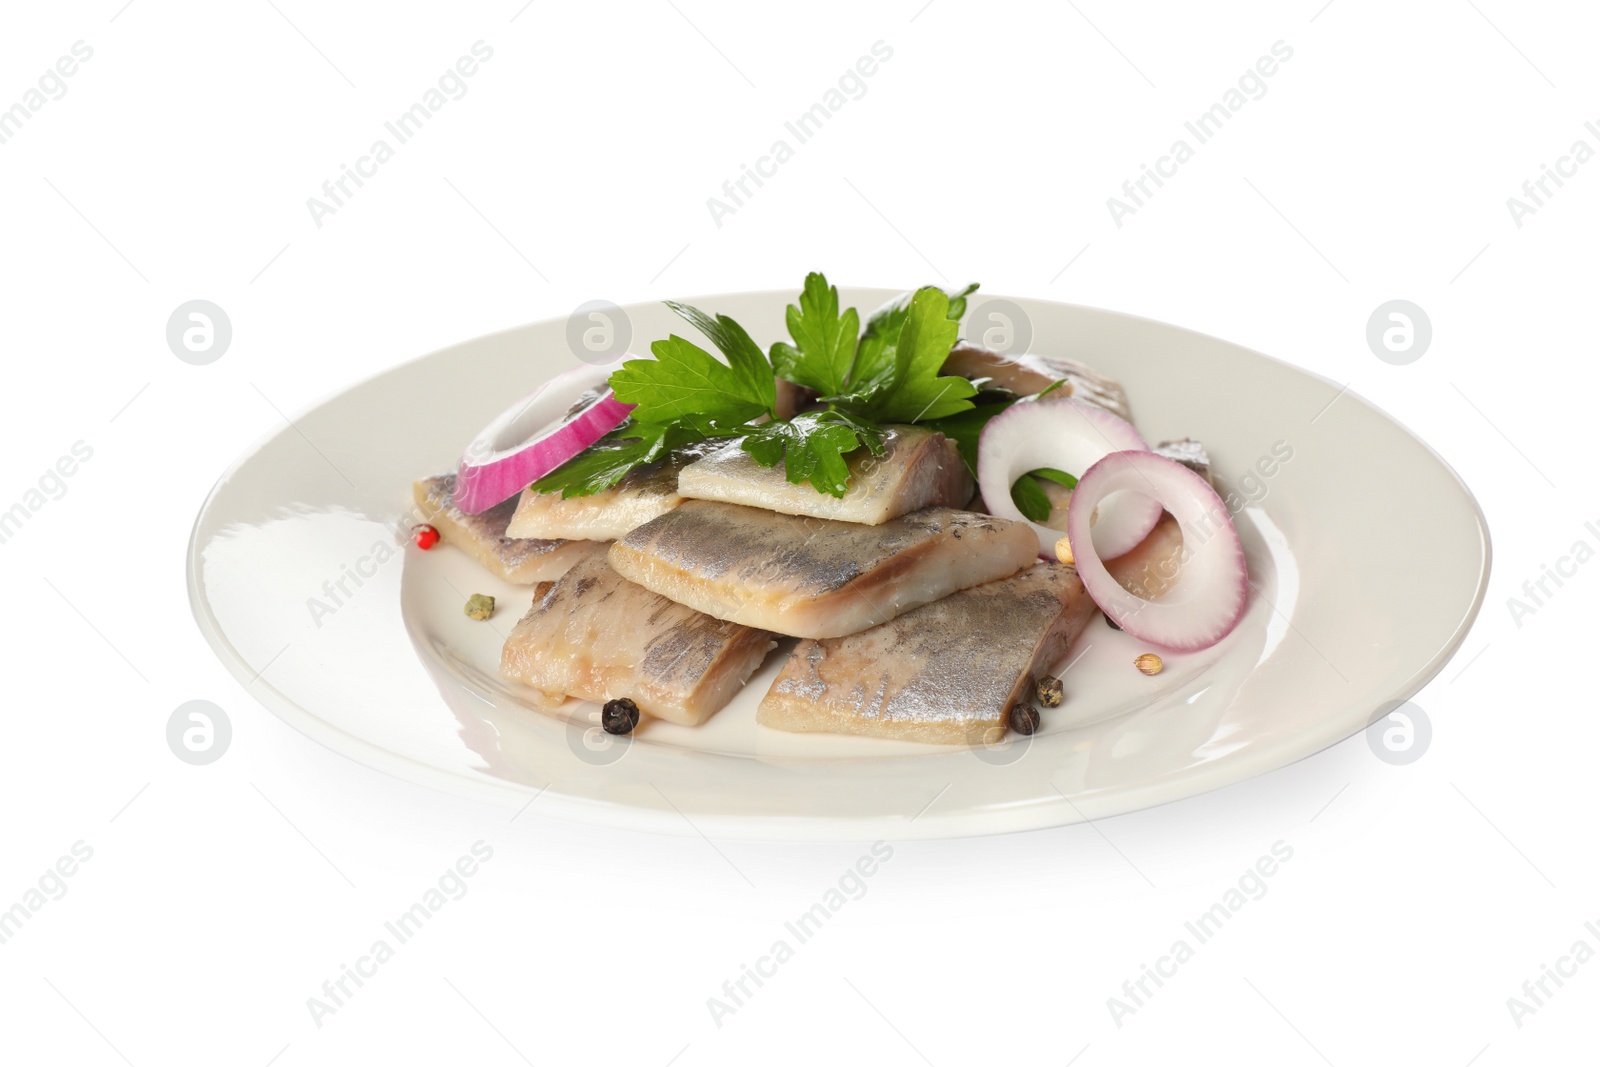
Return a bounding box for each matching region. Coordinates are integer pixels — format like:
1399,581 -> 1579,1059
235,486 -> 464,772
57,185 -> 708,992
533,273 -> 981,499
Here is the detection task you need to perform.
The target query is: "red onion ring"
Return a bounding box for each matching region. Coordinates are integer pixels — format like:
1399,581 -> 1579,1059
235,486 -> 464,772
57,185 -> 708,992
453,362 -> 634,514
977,396 -> 1163,557
1066,450 -> 1248,651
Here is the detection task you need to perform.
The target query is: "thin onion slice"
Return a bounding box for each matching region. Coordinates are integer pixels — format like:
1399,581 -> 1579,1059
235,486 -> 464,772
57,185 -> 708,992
1066,450 -> 1248,651
977,396 -> 1163,556
453,362 -> 634,514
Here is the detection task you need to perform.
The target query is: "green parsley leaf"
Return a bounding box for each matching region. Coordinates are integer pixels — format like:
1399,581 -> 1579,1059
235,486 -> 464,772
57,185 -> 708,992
843,287 -> 977,423
851,281 -> 977,392
662,300 -> 776,414
565,277 -> 985,502
769,272 -> 860,398
611,331 -> 773,425
1030,467 -> 1078,489
1010,474 -> 1054,523
889,287 -> 977,418
530,424 -> 671,498
740,411 -> 886,498
815,407 -> 890,454
1008,468 -> 1078,523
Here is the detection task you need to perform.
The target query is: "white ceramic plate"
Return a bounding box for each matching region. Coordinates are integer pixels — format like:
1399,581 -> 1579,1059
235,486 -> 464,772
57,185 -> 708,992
187,289 -> 1490,840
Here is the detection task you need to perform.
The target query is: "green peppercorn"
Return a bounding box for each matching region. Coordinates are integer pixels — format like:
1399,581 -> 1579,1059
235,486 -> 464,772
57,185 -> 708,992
1036,675 -> 1063,708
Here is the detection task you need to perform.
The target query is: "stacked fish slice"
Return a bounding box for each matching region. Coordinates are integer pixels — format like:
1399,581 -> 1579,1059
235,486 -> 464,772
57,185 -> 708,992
414,346 -> 1155,745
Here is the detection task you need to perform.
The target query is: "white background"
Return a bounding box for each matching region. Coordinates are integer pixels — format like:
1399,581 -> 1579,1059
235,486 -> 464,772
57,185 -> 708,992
1,1 -> 1595,1064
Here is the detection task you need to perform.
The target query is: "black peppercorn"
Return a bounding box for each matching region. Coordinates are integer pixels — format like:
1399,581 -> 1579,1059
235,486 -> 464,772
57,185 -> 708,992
1012,704 -> 1040,736
601,697 -> 640,735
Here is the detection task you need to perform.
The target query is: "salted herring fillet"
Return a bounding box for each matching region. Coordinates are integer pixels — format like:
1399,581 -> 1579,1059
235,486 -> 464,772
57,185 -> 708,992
413,474 -> 589,584
504,440 -> 722,541
499,543 -> 776,726
608,500 -> 1039,639
1154,438 -> 1212,482
944,341 -> 1133,422
676,425 -> 972,526
1105,513 -> 1186,600
758,562 -> 1099,745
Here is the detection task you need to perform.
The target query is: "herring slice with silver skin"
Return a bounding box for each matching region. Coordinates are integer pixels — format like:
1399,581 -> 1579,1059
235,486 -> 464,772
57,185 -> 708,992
608,500 -> 1039,639
1104,513 -> 1186,600
943,341 -> 1133,422
499,543 -> 776,727
675,425 -> 972,526
1154,438 -> 1212,483
504,439 -> 722,542
413,474 -> 590,584
757,563 -> 1098,745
